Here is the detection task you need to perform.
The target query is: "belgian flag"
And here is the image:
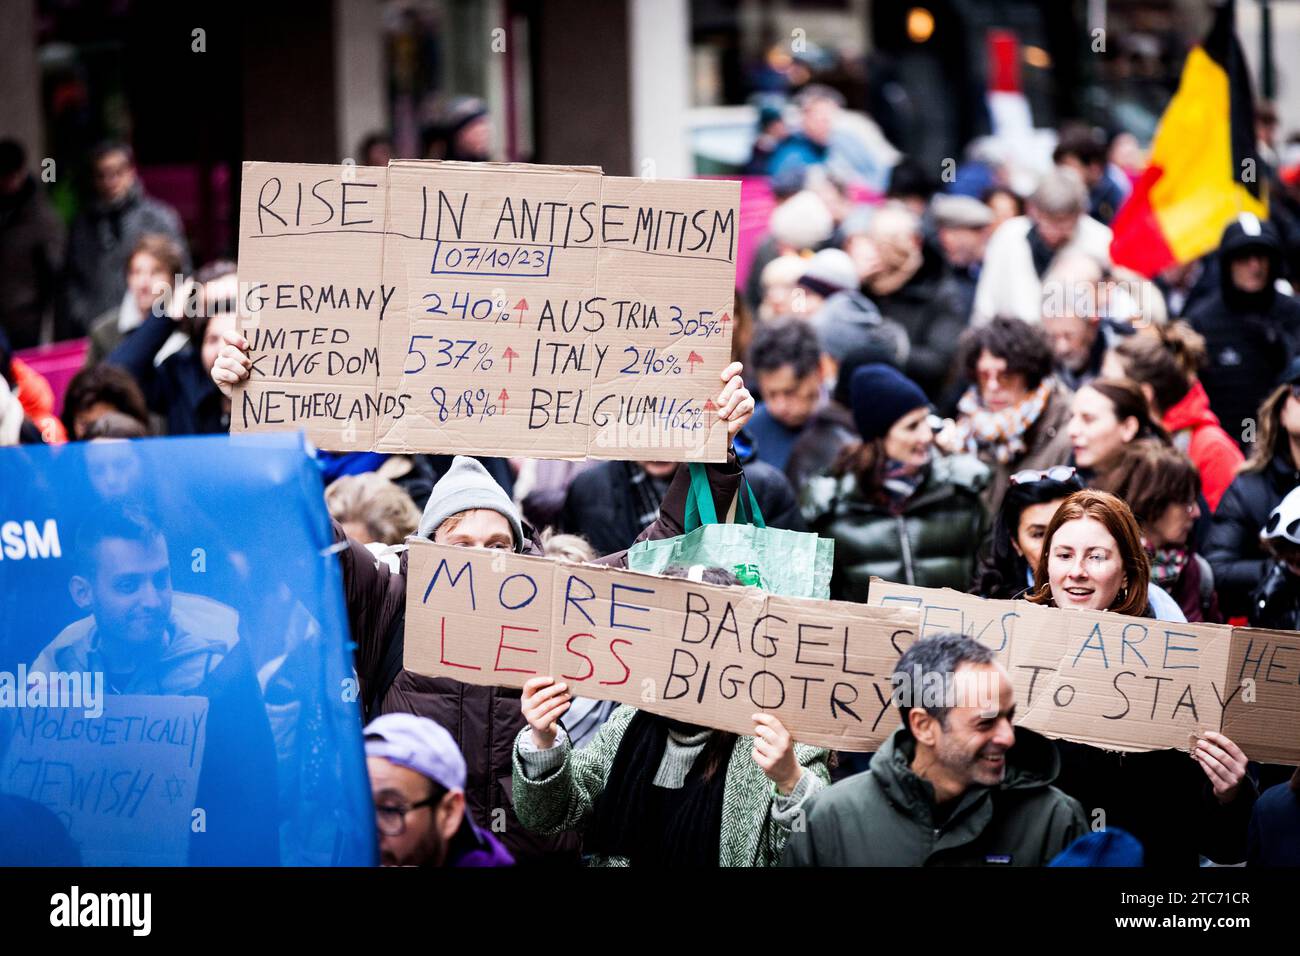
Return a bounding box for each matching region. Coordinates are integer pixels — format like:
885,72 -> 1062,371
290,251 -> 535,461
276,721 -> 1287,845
1110,0 -> 1268,276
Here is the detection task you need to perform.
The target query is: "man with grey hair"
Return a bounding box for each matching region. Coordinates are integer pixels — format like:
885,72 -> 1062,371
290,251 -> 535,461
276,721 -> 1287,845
781,633 -> 1086,866
972,166 -> 1113,325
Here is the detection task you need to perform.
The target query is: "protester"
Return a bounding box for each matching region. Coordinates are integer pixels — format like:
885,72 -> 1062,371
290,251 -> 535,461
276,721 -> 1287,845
767,85 -> 842,179
211,343 -> 756,863
1067,379 -> 1168,488
356,131 -> 393,168
83,233 -> 187,367
1249,487 -> 1300,631
1186,214 -> 1300,448
1024,490 -> 1256,866
981,185 -> 1023,229
947,318 -> 1073,514
803,363 -> 988,600
930,193 -> 995,323
1053,127 -> 1127,225
29,506 -> 279,864
325,474 -> 421,547
60,141 -> 189,337
793,247 -> 857,317
746,319 -> 826,471
1095,442 -> 1220,622
1039,251 -> 1116,392
60,363 -> 152,440
755,253 -> 809,323
0,138 -> 64,349
1247,771 -> 1300,867
781,633 -> 1087,866
108,260 -> 236,435
512,567 -> 830,867
972,167 -> 1111,325
1102,322 -> 1244,510
971,467 -> 1084,600
859,202 -> 965,398
1206,366 -> 1300,617
364,713 -> 513,867
562,455 -> 804,556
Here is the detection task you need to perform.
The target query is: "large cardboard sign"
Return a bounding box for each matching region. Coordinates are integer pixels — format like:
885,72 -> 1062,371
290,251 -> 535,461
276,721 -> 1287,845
868,579 -> 1300,763
403,541 -> 920,752
233,160 -> 739,461
0,695 -> 208,866
401,551 -> 1300,761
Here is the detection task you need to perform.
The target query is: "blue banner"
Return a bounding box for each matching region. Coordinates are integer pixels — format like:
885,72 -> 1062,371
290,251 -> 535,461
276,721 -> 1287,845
0,434 -> 375,866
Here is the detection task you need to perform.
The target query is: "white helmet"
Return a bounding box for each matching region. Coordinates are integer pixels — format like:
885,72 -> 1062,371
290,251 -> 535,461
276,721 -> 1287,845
1262,487 -> 1300,547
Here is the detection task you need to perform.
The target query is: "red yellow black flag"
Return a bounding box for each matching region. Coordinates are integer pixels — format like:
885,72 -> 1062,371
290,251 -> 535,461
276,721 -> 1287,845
1110,0 -> 1269,276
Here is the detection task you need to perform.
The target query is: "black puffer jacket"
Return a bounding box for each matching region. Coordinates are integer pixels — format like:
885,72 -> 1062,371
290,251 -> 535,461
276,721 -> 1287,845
1205,451 -> 1300,617
1186,218 -> 1300,447
802,454 -> 989,601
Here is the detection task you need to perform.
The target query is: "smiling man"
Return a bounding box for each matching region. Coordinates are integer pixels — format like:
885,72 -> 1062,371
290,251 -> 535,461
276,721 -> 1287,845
781,633 -> 1086,867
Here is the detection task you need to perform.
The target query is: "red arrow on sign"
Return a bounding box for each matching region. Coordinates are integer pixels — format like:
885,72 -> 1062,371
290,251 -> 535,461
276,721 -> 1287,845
687,351 -> 704,372
719,312 -> 731,331
498,389 -> 510,413
502,346 -> 519,372
703,398 -> 718,413
513,298 -> 529,327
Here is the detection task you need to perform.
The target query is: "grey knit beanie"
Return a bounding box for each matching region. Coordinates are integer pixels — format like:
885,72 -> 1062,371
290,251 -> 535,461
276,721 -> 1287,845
417,456 -> 524,551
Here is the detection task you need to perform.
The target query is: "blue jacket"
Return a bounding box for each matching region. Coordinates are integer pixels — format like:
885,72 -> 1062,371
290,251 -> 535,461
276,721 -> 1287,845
107,311 -> 228,435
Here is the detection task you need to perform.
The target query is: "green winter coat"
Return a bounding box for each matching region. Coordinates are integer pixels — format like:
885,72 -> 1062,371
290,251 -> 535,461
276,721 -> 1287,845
781,725 -> 1087,867
511,705 -> 831,866
802,454 -> 989,601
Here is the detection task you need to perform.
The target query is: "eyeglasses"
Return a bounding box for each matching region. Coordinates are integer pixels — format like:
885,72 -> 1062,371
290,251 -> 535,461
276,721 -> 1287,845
374,795 -> 439,837
1009,465 -> 1078,486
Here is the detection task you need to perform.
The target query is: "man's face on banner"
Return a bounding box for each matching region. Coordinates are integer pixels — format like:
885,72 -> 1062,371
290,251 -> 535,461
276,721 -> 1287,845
71,534 -> 174,648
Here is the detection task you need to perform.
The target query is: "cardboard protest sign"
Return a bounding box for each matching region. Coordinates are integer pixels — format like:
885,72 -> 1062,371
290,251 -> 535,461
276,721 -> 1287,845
234,160 -> 739,461
0,696 -> 207,866
403,541 -> 920,751
868,579 -> 1300,763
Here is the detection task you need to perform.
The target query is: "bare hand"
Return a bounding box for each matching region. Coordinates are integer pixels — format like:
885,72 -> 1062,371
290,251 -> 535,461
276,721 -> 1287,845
211,329 -> 252,399
717,361 -> 756,440
521,676 -> 571,750
751,712 -> 802,795
1193,731 -> 1249,804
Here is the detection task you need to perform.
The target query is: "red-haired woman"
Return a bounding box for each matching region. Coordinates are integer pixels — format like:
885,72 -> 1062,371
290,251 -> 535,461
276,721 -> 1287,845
1023,490 -> 1257,866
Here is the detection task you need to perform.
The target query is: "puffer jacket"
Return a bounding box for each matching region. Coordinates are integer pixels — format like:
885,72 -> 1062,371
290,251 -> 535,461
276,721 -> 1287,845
1205,451 -> 1300,617
781,725 -> 1087,866
339,457 -> 745,864
803,453 -> 989,601
1162,380 -> 1244,511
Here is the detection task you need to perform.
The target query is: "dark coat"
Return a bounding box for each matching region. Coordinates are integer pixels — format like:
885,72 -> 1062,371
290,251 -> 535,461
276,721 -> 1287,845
1205,452 -> 1300,617
60,183 -> 189,336
1249,561 -> 1300,631
1247,779 -> 1300,866
0,175 -> 64,349
1052,741 -> 1258,867
561,459 -> 805,557
869,245 -> 967,400
781,725 -> 1087,866
338,458 -> 745,864
1185,221 -> 1300,447
106,310 -> 228,435
803,454 -> 989,601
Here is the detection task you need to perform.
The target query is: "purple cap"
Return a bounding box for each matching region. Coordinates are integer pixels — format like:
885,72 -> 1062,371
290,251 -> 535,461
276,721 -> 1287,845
364,713 -> 466,792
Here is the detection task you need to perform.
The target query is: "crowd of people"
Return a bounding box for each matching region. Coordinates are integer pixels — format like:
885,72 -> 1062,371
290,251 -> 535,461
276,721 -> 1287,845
3,91 -> 1300,867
